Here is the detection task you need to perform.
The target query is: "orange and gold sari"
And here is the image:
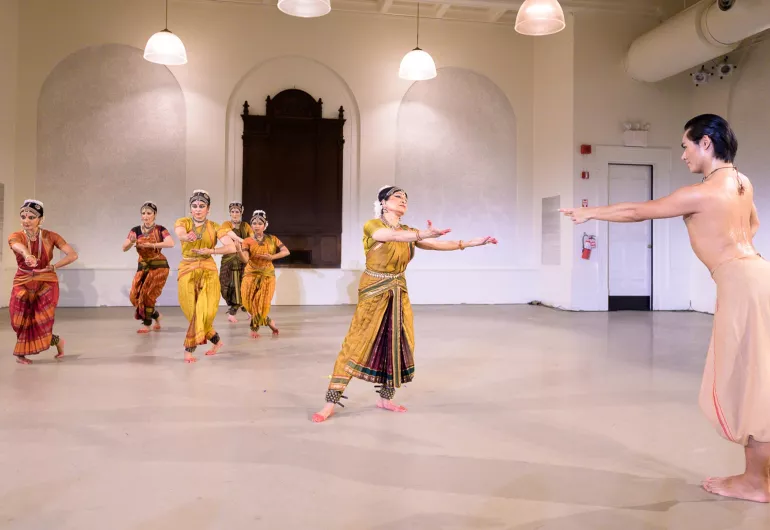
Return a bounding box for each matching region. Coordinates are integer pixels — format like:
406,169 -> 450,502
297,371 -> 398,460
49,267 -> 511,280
328,219 -> 416,392
8,230 -> 66,357
240,234 -> 283,332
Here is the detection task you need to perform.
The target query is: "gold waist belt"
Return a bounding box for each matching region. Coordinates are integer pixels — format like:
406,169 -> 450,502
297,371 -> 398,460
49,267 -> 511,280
364,269 -> 404,279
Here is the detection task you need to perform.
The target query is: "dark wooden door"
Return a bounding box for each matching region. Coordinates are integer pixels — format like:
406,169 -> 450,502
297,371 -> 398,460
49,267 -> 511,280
241,90 -> 345,268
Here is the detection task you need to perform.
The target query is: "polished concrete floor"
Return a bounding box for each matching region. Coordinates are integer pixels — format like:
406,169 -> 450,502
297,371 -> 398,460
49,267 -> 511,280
0,305 -> 768,529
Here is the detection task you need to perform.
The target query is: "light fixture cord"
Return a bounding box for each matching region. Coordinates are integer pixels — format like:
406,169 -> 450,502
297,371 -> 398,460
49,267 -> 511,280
165,0 -> 169,29
416,3 -> 420,48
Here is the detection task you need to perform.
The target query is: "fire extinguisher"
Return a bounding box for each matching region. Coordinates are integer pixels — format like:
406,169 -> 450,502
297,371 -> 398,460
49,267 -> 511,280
582,233 -> 597,260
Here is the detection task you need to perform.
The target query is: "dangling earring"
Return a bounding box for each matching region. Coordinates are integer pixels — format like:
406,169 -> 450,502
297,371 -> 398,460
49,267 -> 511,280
382,206 -> 388,214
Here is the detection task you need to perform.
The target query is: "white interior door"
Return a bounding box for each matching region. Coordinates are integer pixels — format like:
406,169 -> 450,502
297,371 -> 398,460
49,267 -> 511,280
608,164 -> 652,298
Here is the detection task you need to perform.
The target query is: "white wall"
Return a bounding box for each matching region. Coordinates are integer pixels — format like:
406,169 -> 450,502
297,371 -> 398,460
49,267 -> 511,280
0,0 -> 19,304
688,38 -> 770,313
569,12 -> 696,311
9,0 -> 538,307
533,14 -> 575,309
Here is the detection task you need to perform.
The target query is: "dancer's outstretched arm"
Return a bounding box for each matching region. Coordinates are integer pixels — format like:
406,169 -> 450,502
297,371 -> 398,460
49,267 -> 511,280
560,185 -> 702,224
417,236 -> 497,251
372,220 -> 450,243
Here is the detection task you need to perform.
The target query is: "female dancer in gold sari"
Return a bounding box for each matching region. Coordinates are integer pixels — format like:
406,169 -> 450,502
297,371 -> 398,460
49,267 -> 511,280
122,201 -> 174,333
174,190 -> 236,363
219,201 -> 254,323
8,200 -> 79,364
236,210 -> 290,337
313,186 -> 497,422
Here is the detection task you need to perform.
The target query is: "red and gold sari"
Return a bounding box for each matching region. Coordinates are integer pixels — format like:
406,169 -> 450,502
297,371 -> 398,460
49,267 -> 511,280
128,225 -> 171,326
8,230 -> 66,357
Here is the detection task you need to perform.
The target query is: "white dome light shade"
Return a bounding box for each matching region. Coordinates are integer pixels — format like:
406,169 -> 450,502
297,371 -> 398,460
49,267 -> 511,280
144,30 -> 188,65
515,0 -> 566,36
277,0 -> 331,18
399,48 -> 437,81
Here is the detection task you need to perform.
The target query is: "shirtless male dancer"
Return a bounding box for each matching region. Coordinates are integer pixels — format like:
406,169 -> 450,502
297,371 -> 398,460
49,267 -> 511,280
561,114 -> 770,503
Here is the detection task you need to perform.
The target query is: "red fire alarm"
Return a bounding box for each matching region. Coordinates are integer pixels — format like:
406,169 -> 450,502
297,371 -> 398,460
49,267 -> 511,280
581,171 -> 590,179
582,199 -> 588,207
580,144 -> 592,155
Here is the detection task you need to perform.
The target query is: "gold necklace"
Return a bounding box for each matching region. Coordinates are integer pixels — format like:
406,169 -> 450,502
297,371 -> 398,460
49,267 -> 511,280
380,215 -> 401,230
24,229 -> 42,261
192,218 -> 206,240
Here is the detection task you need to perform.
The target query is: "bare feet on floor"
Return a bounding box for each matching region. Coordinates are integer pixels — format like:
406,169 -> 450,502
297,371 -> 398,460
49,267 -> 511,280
227,314 -> 238,324
184,352 -> 198,363
703,475 -> 770,503
312,403 -> 335,423
205,341 -> 224,356
152,314 -> 162,331
137,326 -> 151,334
250,331 -> 261,339
376,397 -> 407,413
268,320 -> 279,335
16,356 -> 32,365
54,340 -> 65,359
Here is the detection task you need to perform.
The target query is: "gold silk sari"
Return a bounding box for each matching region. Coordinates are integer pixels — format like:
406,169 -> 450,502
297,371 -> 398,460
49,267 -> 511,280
329,219 -> 416,391
175,218 -> 227,348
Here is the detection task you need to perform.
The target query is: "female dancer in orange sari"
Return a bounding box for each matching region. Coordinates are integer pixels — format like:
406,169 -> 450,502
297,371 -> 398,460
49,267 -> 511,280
174,190 -> 236,363
122,201 -> 174,333
313,186 -> 497,422
236,210 -> 290,338
8,200 -> 79,364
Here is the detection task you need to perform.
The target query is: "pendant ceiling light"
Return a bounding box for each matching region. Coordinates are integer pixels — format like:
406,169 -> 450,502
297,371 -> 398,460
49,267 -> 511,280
515,0 -> 566,36
399,3 -> 437,81
144,0 -> 188,65
277,0 -> 331,18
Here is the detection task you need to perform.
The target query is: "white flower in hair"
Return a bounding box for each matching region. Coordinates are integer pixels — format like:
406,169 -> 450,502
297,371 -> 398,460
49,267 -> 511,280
23,199 -> 44,207
192,189 -> 209,195
373,200 -> 383,218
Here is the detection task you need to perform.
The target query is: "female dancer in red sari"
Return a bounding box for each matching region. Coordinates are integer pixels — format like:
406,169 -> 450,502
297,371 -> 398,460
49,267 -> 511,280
122,201 -> 174,333
8,200 -> 79,364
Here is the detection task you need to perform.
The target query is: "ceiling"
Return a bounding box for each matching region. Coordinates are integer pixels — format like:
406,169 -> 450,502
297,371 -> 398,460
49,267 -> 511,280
181,0 -> 683,25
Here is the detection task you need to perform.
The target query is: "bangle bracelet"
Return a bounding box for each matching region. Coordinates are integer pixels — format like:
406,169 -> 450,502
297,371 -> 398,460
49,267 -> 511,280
459,240 -> 465,251
416,231 -> 423,242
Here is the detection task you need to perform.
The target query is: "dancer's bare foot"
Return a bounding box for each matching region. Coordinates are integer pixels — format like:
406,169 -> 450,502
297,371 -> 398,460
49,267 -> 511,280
152,313 -> 162,331
312,403 -> 335,423
227,314 -> 238,324
250,331 -> 261,339
703,475 -> 770,503
137,326 -> 151,334
184,352 -> 198,363
205,341 -> 224,356
16,356 -> 32,365
54,339 -> 65,359
268,320 -> 279,335
376,397 -> 407,413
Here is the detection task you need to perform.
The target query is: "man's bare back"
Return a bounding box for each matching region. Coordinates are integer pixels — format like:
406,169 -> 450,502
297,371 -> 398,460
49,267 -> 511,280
683,169 -> 759,273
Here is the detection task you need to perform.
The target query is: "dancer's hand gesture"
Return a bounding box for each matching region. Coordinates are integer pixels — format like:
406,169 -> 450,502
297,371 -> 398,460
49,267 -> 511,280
467,236 -> 498,247
422,220 -> 451,240
128,232 -> 137,243
24,255 -> 38,268
192,248 -> 213,255
559,208 -> 591,225
185,231 -> 198,242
